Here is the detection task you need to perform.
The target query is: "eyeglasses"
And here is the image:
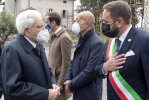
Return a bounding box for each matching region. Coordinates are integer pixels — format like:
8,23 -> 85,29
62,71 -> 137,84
100,19 -> 117,25
32,25 -> 45,29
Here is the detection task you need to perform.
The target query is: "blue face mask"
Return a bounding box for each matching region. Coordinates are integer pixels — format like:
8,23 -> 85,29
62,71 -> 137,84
45,24 -> 51,31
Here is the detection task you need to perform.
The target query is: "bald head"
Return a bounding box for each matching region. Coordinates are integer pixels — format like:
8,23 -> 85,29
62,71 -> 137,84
78,11 -> 95,27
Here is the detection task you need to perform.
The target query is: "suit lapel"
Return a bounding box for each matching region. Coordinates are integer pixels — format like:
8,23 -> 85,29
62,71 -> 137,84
16,34 -> 34,53
16,34 -> 42,61
118,26 -> 137,54
40,45 -> 52,88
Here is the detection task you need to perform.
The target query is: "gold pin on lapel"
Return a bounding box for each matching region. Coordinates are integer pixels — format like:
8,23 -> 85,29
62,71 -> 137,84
128,39 -> 131,42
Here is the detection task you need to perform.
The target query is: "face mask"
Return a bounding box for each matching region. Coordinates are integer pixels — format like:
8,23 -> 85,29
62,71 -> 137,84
45,24 -> 51,31
37,29 -> 50,43
72,22 -> 80,36
72,22 -> 87,36
29,29 -> 50,43
101,22 -> 119,38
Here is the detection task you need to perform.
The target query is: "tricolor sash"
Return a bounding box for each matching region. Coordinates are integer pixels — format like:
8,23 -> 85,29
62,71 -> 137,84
107,38 -> 141,100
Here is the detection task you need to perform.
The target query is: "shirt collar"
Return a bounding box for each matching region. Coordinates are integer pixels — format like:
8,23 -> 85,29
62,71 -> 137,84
118,25 -> 132,43
54,26 -> 62,34
24,36 -> 36,48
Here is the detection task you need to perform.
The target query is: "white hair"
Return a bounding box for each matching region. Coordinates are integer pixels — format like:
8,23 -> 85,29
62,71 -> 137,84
16,10 -> 41,35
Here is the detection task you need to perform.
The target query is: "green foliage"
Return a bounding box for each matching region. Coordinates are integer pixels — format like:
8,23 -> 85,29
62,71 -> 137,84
71,36 -> 79,40
71,34 -> 109,42
77,0 -> 113,11
100,35 -> 109,42
0,10 -> 17,45
76,0 -> 115,34
78,0 -> 143,10
77,0 -> 144,35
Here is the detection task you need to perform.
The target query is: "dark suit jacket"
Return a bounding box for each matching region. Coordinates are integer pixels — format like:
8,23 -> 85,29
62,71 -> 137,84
96,26 -> 149,100
1,34 -> 56,100
65,28 -> 104,100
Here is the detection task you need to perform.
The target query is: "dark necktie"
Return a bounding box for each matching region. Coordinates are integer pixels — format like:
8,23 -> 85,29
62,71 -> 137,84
115,38 -> 121,52
35,43 -> 41,56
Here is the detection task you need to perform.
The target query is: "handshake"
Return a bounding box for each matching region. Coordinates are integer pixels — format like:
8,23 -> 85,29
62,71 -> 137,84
48,84 -> 60,100
47,80 -> 74,100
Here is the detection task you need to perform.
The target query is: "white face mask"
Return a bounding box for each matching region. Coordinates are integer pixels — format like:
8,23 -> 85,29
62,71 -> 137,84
29,29 -> 50,43
37,29 -> 50,43
72,22 -> 80,36
72,22 -> 87,36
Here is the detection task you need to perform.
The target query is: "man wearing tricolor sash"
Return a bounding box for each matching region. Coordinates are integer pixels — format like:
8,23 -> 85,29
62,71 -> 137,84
96,1 -> 149,100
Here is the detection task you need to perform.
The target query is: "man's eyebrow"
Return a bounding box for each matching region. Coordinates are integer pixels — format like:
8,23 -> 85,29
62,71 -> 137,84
101,19 -> 108,23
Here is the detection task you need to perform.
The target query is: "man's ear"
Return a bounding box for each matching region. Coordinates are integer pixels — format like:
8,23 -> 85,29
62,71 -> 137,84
24,28 -> 29,36
117,18 -> 123,27
52,21 -> 56,26
86,21 -> 89,27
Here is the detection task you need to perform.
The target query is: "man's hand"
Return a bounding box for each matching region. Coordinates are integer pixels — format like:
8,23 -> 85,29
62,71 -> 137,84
52,84 -> 60,92
64,80 -> 74,93
57,84 -> 63,91
103,53 -> 126,73
48,89 -> 60,100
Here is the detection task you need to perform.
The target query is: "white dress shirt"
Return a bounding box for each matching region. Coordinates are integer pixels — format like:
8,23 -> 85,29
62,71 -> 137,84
117,25 -> 132,49
54,26 -> 62,34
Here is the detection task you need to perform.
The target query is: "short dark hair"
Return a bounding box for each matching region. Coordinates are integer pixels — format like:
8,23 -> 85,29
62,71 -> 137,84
103,1 -> 132,24
47,12 -> 61,26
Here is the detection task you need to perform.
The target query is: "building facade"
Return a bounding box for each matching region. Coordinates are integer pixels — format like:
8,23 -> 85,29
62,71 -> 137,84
5,0 -> 75,30
142,0 -> 149,32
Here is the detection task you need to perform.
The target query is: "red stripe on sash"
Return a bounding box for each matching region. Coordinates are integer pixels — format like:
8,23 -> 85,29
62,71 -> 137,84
109,72 -> 128,100
106,38 -> 128,100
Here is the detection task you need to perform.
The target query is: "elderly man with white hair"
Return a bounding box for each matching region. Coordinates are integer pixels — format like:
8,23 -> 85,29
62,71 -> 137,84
1,10 -> 60,100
